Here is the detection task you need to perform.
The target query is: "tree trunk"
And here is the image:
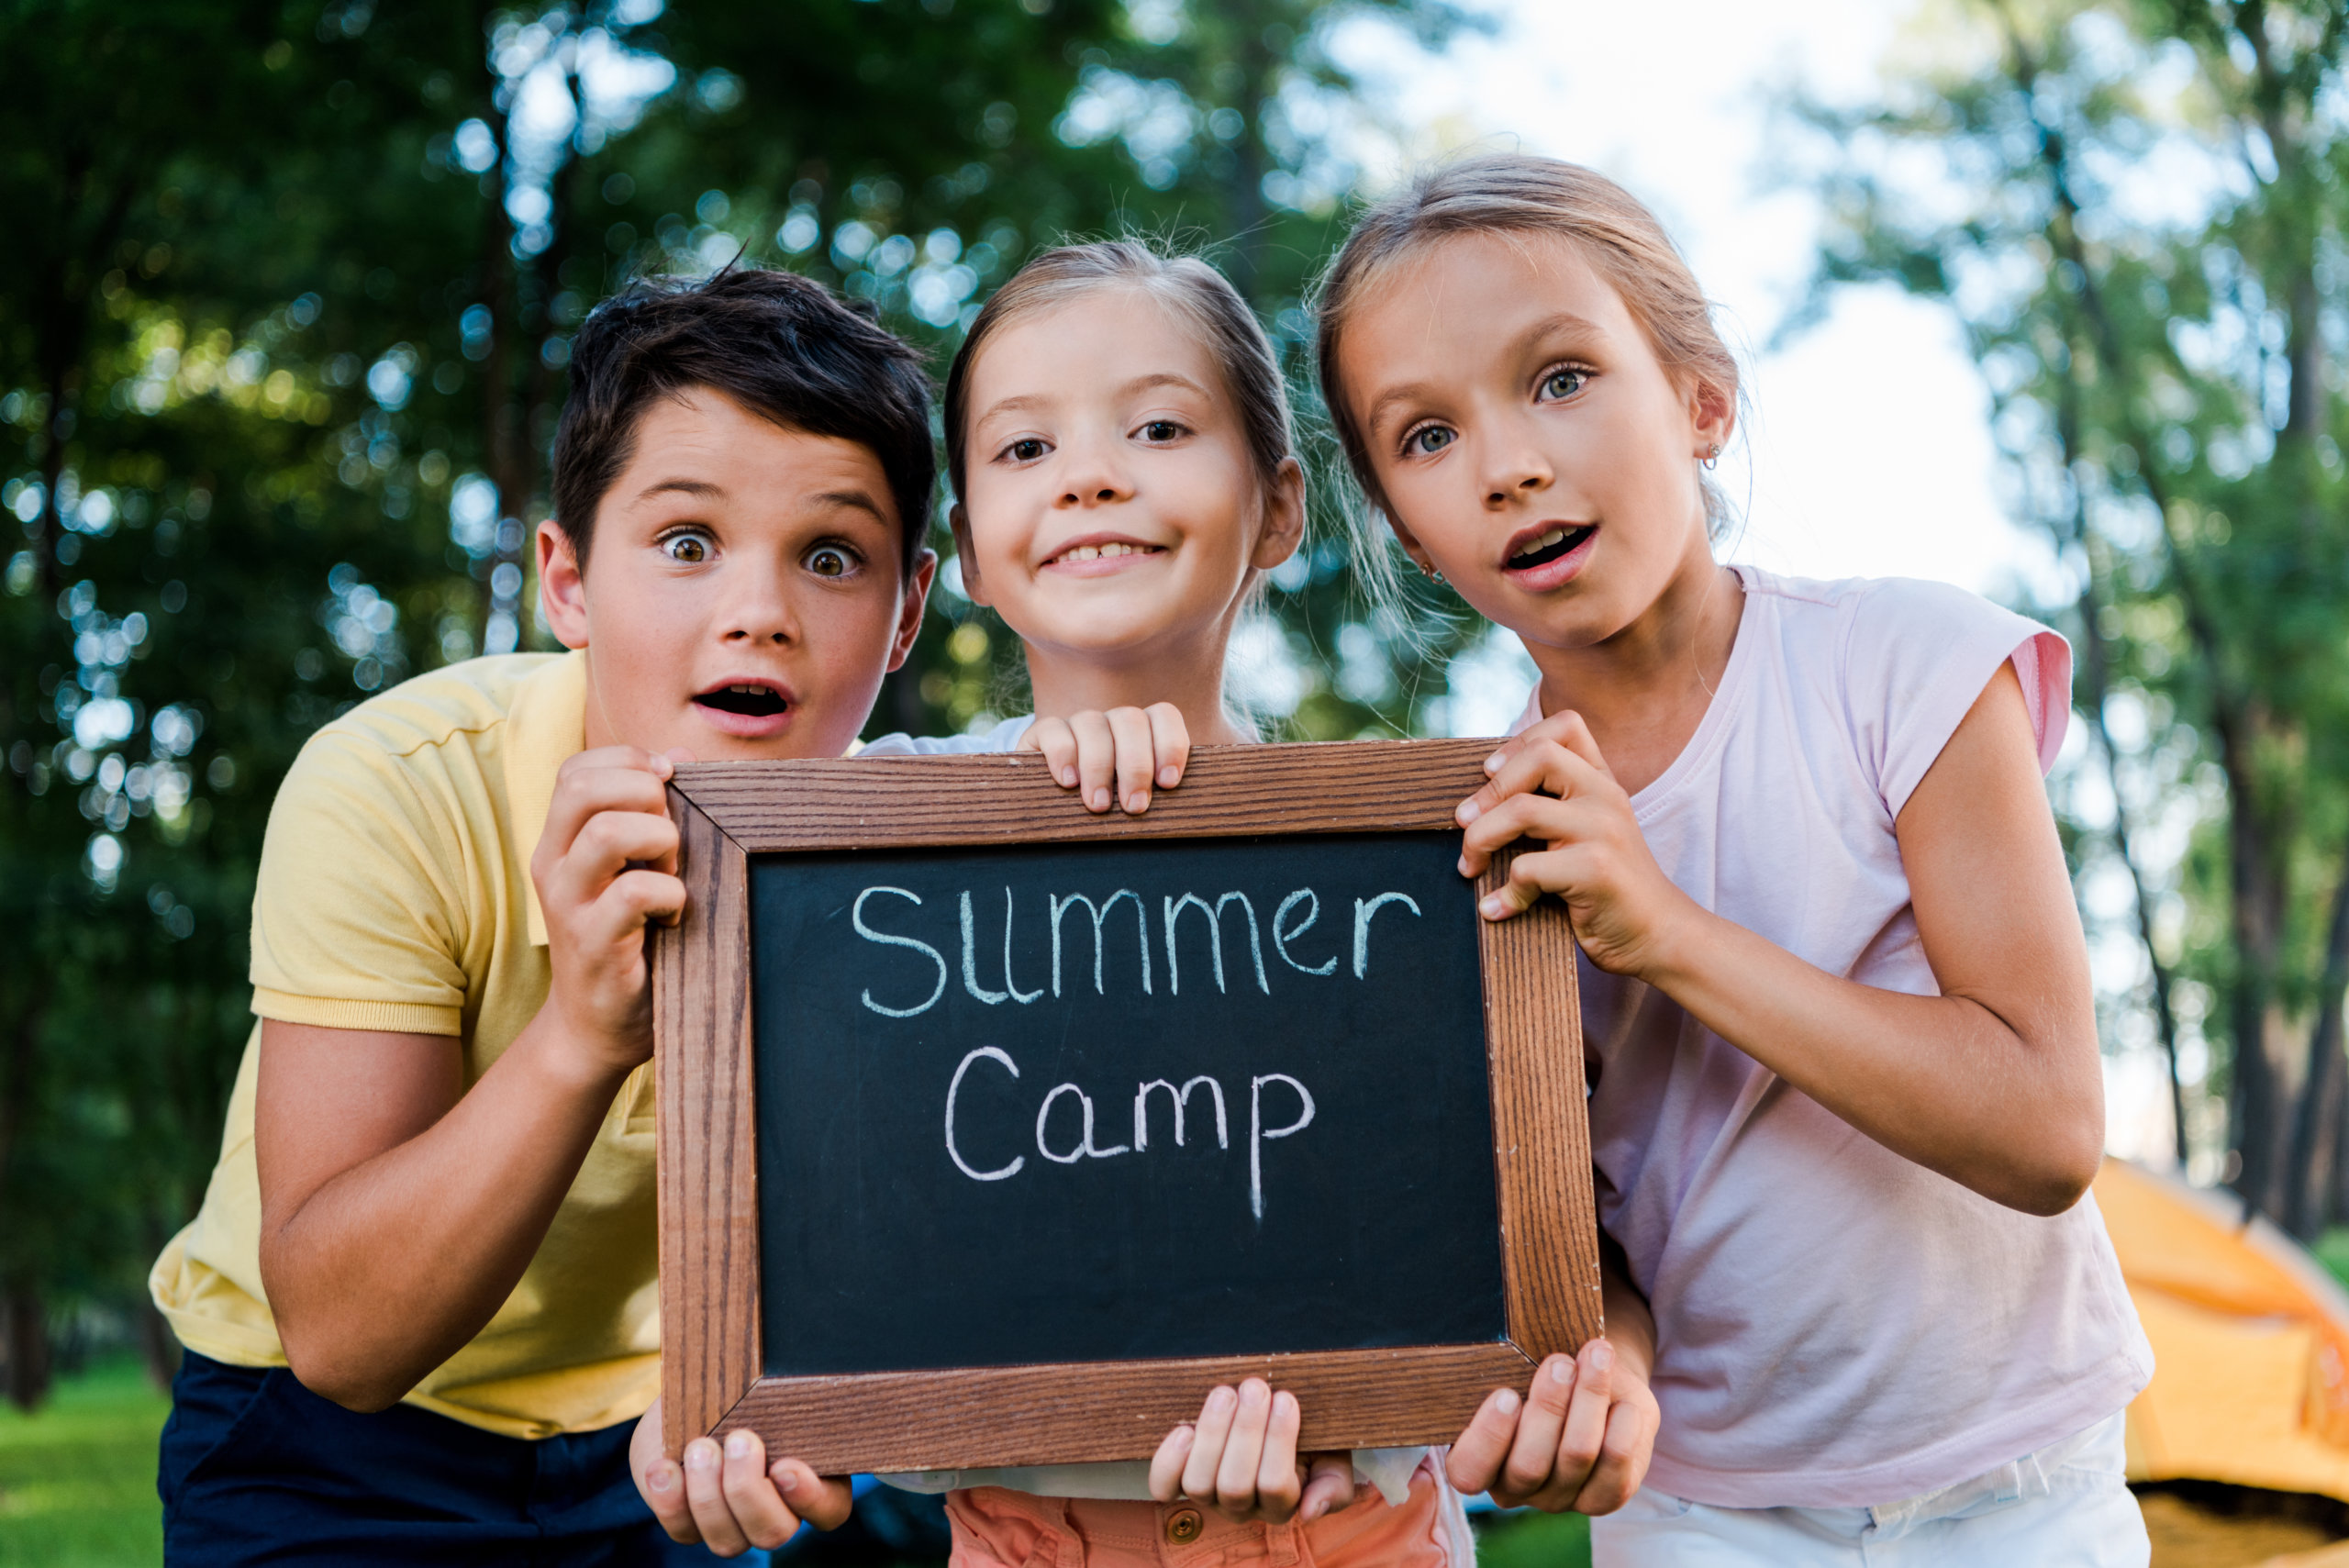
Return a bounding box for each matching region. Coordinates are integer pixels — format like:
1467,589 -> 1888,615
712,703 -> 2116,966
3,1284 -> 49,1412
2288,844 -> 2349,1237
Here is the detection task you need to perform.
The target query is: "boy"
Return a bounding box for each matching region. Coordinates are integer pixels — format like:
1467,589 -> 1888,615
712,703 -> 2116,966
150,267 -> 937,1564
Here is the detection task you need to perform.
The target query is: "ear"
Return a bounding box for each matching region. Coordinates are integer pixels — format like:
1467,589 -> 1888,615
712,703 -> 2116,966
539,520 -> 590,651
1382,507 -> 1442,583
947,502 -> 992,608
887,549 -> 937,674
1687,373 -> 1737,462
1250,457 -> 1308,573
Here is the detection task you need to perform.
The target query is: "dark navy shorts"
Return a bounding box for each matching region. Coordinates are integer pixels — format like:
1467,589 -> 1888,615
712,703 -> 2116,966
157,1350 -> 731,1566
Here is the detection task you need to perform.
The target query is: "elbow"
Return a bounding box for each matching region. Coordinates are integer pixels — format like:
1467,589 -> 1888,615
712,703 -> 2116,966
274,1312 -> 409,1414
2001,1122 -> 2104,1218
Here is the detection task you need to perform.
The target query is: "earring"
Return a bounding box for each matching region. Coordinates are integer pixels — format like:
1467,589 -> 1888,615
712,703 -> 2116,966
1417,560 -> 1445,585
1702,443 -> 1720,471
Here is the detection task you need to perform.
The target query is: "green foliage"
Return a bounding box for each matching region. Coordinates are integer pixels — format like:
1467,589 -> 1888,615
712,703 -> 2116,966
0,0 -> 1470,1396
0,1355 -> 170,1565
1472,1507 -> 1595,1568
1797,0 -> 2349,1227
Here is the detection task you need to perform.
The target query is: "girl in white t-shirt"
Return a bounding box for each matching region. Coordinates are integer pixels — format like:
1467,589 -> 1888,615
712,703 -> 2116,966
1314,153 -> 2154,1564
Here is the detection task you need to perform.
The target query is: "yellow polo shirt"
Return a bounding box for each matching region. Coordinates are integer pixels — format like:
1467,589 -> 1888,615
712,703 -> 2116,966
148,651 -> 662,1440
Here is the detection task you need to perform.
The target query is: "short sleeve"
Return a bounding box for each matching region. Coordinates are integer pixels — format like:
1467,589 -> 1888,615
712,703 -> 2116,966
248,728 -> 475,1036
1842,578 -> 2074,819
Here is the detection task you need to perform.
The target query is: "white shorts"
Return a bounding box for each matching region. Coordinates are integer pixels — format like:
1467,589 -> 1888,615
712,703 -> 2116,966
1591,1413 -> 2148,1566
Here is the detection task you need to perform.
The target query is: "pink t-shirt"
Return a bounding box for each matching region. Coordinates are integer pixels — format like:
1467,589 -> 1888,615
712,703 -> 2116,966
1508,566 -> 2151,1509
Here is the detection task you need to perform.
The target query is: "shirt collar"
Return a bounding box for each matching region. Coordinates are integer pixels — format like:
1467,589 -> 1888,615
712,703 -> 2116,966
503,651 -> 588,947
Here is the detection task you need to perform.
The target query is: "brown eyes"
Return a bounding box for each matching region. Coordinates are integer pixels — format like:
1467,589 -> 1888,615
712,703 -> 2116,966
663,532 -> 712,563
807,546 -> 853,578
1140,420 -> 1184,442
1006,439 -> 1047,462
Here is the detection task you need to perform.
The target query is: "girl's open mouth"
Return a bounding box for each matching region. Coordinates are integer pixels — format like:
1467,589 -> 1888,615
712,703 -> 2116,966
1506,524 -> 1596,573
1044,539 -> 1166,569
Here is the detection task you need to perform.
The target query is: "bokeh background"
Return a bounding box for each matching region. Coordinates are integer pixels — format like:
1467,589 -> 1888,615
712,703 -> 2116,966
6,0 -> 2349,1561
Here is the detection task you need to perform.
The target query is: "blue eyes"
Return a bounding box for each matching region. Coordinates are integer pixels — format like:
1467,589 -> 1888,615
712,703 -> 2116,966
1404,426 -> 1455,457
1541,367 -> 1586,401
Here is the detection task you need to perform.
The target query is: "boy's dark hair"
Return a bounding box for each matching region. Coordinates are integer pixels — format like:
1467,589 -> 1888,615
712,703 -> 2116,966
552,266 -> 935,575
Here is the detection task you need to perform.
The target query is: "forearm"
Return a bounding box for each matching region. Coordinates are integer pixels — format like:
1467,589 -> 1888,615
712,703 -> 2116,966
1644,907 -> 2101,1215
262,1010 -> 631,1408
1596,1240 -> 1653,1384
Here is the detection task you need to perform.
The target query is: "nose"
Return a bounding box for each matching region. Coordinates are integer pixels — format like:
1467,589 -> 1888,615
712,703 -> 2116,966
1054,430 -> 1136,509
717,554 -> 800,647
1481,428 -> 1554,510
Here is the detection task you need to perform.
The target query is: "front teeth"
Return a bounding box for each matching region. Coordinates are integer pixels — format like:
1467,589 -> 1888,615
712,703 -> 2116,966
729,684 -> 766,695
1510,527 -> 1569,563
1058,541 -> 1154,562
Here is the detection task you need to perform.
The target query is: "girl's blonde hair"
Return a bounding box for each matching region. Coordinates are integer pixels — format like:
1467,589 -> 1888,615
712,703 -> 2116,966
943,239 -> 1297,504
1313,153 -> 1741,577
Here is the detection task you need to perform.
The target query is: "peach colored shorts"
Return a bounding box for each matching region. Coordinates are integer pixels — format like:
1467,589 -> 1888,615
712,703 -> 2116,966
942,1462 -> 1459,1568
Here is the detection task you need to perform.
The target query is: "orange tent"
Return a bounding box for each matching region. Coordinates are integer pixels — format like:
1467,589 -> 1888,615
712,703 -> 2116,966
2098,1158 -> 2349,1500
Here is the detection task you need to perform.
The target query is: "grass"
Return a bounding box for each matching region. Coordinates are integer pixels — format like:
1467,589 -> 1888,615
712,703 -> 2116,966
0,1355 -> 169,1568
1473,1506 -> 1594,1568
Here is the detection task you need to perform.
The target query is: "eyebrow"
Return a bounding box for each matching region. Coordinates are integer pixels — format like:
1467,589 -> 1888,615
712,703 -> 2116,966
973,371 -> 1217,428
809,488 -> 890,524
636,476 -> 725,502
1360,312 -> 1610,434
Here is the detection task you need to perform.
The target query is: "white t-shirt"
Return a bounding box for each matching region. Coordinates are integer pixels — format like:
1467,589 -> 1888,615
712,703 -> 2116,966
859,710 -> 1431,1509
1505,566 -> 2151,1509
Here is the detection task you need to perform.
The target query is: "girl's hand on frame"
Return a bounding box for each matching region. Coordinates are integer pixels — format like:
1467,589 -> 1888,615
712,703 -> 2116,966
1454,711 -> 1697,978
1148,1378 -> 1356,1525
1023,703 -> 1190,815
629,1399 -> 854,1557
1446,1340 -> 1658,1516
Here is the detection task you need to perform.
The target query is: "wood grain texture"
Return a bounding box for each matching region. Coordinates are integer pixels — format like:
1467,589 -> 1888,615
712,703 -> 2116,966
660,738 -> 1600,1469
1479,846 -> 1604,1360
654,796 -> 763,1461
671,738 -> 1502,851
714,1342 -> 1536,1474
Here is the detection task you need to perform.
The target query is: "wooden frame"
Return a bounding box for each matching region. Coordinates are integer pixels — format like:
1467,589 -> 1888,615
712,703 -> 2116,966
653,737 -> 1598,1473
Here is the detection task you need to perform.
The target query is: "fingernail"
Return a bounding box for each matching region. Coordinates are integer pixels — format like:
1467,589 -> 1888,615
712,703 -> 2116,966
1496,1389 -> 1520,1415
1061,767 -> 1076,786
650,1464 -> 675,1493
1160,766 -> 1179,787
1092,789 -> 1109,810
780,1469 -> 802,1495
1481,895 -> 1506,917
687,1441 -> 717,1472
1127,793 -> 1147,813
1550,1358 -> 1573,1385
1485,753 -> 1503,773
1591,1341 -> 1613,1372
1241,1381 -> 1266,1405
726,1431 -> 751,1459
1209,1386 -> 1237,1412
1456,801 -> 1480,824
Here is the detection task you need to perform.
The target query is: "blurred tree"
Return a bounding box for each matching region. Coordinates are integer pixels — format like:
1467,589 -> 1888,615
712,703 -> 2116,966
0,0 -> 1470,1406
1798,0 -> 2349,1231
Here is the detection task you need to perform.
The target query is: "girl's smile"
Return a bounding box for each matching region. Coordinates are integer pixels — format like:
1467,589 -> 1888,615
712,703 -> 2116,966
1039,531 -> 1171,575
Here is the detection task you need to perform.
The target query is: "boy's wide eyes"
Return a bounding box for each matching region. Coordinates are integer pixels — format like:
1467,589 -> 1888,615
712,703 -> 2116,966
805,544 -> 857,579
662,531 -> 713,563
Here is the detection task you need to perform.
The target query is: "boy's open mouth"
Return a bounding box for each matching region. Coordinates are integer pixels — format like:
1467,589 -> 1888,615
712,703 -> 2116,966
1506,524 -> 1596,572
694,683 -> 789,718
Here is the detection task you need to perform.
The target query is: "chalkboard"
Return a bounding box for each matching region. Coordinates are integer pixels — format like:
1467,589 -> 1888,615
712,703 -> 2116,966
750,832 -> 1505,1376
653,739 -> 1599,1474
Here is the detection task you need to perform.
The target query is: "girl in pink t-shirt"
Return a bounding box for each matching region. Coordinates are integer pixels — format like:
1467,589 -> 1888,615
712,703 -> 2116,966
1315,153 -> 2154,1563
